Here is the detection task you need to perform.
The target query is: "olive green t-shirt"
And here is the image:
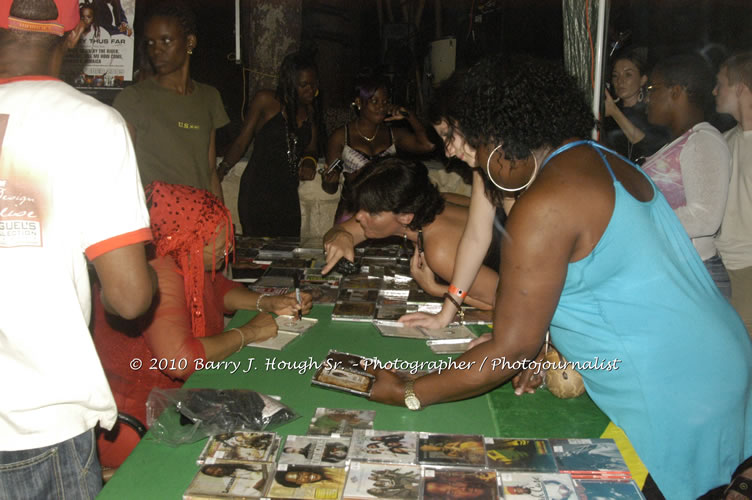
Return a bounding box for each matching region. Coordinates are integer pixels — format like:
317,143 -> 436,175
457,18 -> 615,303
113,78 -> 230,191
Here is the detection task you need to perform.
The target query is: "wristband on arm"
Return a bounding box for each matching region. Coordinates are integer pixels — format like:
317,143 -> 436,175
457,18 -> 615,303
448,284 -> 468,299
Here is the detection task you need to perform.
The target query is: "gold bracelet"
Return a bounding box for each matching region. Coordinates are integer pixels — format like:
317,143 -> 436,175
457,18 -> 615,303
300,156 -> 317,168
230,327 -> 245,352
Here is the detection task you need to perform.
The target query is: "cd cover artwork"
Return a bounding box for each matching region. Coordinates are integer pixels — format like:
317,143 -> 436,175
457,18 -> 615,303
344,462 -> 421,500
278,435 -> 350,466
307,408 -> 376,437
197,431 -> 277,465
422,467 -> 500,500
484,438 -> 558,472
183,462 -> 274,499
499,472 -> 578,500
348,429 -> 419,464
418,433 -> 487,466
265,464 -> 347,499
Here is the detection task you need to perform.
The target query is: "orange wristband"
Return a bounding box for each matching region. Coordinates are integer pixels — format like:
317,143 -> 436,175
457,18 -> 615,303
448,284 -> 468,299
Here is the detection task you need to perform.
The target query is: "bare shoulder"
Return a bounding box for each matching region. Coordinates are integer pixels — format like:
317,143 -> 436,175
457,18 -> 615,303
507,145 -> 621,260
441,192 -> 471,207
252,90 -> 281,113
328,125 -> 346,144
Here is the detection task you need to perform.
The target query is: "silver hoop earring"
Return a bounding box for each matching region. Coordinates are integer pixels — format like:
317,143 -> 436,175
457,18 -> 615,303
485,145 -> 539,193
638,87 -> 645,102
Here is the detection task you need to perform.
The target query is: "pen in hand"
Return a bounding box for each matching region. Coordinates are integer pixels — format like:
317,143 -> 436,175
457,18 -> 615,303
295,287 -> 303,321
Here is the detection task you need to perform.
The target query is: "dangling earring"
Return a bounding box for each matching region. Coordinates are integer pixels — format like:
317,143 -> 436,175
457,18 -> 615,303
187,48 -> 193,55
485,145 -> 539,193
315,89 -> 319,97
638,86 -> 644,102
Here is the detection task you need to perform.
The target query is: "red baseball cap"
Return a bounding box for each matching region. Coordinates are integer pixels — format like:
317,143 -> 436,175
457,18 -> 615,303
0,0 -> 79,36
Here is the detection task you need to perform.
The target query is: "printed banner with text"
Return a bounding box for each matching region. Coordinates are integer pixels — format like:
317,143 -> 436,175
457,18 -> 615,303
61,0 -> 135,89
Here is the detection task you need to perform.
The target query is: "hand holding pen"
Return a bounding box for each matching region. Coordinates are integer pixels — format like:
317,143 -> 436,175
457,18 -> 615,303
295,287 -> 303,321
262,292 -> 312,317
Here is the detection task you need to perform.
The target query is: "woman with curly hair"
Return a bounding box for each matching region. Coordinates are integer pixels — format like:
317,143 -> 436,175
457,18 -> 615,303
321,157 -> 499,308
366,55 -> 751,500
220,49 -> 327,237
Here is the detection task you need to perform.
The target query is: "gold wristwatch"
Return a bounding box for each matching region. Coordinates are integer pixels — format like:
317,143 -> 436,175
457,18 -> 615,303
404,380 -> 422,411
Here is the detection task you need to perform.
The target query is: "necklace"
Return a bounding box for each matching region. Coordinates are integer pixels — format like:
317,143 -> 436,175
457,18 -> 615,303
282,113 -> 300,176
356,120 -> 380,142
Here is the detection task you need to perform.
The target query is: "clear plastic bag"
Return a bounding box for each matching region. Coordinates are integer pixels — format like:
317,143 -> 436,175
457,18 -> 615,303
145,387 -> 298,446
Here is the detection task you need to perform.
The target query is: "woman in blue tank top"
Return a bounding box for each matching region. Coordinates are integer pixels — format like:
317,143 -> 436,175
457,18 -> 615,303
366,55 -> 752,499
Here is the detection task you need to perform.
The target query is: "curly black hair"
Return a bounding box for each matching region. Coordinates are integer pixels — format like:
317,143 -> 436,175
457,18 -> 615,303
276,49 -> 327,157
344,157 -> 445,231
427,70 -> 504,207
146,0 -> 197,38
353,67 -> 390,107
455,55 -> 594,161
651,53 -> 715,112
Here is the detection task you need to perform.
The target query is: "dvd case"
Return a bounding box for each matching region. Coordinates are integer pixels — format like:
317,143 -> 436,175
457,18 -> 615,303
183,462 -> 274,499
417,433 -> 487,467
197,431 -> 278,465
278,435 -> 351,466
265,464 -> 347,499
344,462 -> 421,499
348,429 -> 419,464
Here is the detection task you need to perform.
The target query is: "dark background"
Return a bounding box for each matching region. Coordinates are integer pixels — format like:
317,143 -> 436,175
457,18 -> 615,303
129,0 -> 752,154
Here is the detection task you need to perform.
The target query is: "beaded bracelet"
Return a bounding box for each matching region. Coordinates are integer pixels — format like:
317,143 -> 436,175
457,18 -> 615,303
448,284 -> 468,299
230,327 -> 245,353
256,293 -> 270,312
443,293 -> 465,324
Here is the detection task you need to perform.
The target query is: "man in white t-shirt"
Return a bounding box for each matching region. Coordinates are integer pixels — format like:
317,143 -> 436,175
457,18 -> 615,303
714,51 -> 752,337
0,0 -> 157,498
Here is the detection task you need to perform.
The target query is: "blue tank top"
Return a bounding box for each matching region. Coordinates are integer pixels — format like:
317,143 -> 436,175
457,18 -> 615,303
544,140 -> 751,499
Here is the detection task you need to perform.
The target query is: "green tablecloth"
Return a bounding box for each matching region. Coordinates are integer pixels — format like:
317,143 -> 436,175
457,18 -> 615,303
97,306 -> 608,499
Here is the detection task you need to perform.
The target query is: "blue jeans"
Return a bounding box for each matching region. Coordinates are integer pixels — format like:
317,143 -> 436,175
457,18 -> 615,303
0,429 -> 102,500
704,254 -> 731,300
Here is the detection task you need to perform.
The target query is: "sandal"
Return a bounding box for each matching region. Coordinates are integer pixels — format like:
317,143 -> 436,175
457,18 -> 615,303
725,475 -> 752,499
724,455 -> 752,500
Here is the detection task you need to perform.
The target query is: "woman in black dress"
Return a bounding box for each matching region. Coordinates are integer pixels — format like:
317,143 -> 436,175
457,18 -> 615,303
221,50 -> 326,237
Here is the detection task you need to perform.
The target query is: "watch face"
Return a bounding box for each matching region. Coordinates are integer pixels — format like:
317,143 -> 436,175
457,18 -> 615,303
405,395 -> 421,411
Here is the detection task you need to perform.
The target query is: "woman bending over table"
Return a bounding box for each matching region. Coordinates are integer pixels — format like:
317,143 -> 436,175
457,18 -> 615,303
398,71 -> 509,329
321,157 -> 499,309
93,182 -> 312,467
367,55 -> 752,500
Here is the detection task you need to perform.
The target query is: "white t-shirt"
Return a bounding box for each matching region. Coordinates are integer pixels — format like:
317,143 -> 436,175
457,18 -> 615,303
643,122 -> 731,261
0,77 -> 151,450
716,125 -> 752,270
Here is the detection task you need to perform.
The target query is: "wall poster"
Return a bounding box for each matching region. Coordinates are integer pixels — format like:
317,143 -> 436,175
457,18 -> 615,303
61,0 -> 135,89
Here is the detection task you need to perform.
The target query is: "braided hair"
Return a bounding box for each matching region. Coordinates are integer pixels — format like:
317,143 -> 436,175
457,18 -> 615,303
276,49 -> 327,162
145,0 -> 197,38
